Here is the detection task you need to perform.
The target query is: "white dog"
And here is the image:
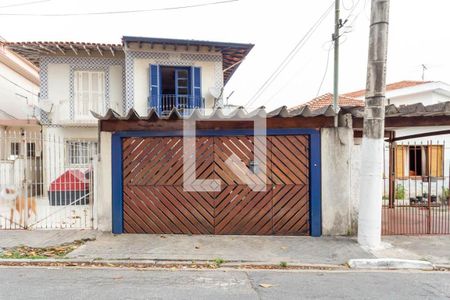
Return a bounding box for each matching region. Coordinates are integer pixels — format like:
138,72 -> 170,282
0,186 -> 37,227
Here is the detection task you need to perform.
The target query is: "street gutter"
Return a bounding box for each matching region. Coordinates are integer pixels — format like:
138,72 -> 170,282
0,258 -> 447,271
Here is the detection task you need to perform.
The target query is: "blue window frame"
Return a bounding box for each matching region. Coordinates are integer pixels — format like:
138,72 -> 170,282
148,65 -> 202,114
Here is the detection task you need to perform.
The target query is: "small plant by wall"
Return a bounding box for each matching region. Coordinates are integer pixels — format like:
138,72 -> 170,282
440,187 -> 450,205
395,184 -> 405,200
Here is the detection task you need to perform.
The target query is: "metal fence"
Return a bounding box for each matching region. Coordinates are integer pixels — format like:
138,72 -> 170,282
0,130 -> 95,230
382,140 -> 450,234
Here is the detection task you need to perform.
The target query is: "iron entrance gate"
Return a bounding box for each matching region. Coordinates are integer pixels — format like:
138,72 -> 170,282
0,130 -> 95,230
112,130 -> 321,236
382,141 -> 450,234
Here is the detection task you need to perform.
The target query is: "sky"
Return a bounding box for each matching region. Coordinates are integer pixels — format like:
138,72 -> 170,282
0,0 -> 449,110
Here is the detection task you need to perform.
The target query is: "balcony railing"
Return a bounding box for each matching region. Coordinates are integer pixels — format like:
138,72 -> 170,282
150,94 -> 204,115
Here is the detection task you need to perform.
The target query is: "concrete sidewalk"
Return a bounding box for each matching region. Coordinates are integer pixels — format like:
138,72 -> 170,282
1,230 -> 449,267
0,230 -> 97,248
67,234 -> 373,265
372,236 -> 450,265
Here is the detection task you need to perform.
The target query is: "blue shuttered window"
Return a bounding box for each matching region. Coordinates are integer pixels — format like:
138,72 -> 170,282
149,65 -> 160,110
191,67 -> 202,108
148,65 -> 201,114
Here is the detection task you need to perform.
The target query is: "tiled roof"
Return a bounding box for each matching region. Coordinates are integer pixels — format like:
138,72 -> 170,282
122,36 -> 253,85
289,93 -> 364,112
4,41 -> 123,66
344,80 -> 432,98
5,37 -> 254,85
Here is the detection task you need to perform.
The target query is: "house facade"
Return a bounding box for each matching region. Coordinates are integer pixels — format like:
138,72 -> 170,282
6,36 -> 253,184
0,36 -> 253,229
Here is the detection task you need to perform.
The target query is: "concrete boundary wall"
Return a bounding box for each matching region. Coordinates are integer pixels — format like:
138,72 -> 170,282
96,131 -> 113,231
321,126 -> 356,235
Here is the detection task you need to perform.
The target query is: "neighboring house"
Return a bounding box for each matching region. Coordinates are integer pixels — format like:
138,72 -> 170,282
344,80 -> 450,202
0,40 -> 40,189
292,80 -> 450,235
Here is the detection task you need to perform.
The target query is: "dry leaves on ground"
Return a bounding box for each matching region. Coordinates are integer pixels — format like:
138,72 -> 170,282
0,239 -> 92,259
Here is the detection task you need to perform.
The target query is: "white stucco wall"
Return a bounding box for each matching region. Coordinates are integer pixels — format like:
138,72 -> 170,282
47,64 -> 70,121
0,61 -> 39,120
44,59 -> 123,123
387,91 -> 447,106
110,65 -> 124,113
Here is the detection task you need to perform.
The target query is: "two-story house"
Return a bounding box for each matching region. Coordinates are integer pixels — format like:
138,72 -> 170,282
2,36 -> 253,229
7,36 -> 252,145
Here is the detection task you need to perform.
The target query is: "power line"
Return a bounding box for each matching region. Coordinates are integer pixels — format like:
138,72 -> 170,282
0,0 -> 238,16
0,0 -> 50,9
244,2 -> 334,108
316,44 -> 333,97
259,46 -> 319,107
0,73 -> 39,97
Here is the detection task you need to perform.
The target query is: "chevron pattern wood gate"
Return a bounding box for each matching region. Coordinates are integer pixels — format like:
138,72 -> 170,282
122,135 -> 310,235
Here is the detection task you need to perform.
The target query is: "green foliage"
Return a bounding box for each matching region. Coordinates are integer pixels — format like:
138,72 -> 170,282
213,257 -> 225,266
395,184 -> 405,200
279,261 -> 288,268
440,187 -> 449,204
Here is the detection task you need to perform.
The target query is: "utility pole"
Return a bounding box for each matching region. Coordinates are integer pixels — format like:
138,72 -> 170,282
332,0 -> 340,127
358,0 -> 390,248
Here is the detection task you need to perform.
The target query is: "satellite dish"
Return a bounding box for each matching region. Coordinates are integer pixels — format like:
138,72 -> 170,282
208,87 -> 222,99
36,100 -> 53,113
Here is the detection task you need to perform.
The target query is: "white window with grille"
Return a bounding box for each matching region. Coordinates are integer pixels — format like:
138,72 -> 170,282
66,141 -> 97,166
74,70 -> 105,119
10,142 -> 20,156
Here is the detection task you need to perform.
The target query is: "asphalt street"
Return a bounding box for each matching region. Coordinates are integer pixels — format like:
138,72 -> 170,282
0,267 -> 449,299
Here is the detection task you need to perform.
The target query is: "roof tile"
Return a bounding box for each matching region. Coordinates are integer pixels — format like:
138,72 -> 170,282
344,80 -> 432,98
289,93 -> 364,111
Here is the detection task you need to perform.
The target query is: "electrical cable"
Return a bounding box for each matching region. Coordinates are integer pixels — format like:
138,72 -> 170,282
0,73 -> 39,96
316,44 -> 333,97
244,1 -> 334,108
0,0 -> 50,9
0,0 -> 238,16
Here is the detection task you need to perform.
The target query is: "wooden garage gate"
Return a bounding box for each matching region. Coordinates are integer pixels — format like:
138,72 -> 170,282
120,134 -> 312,235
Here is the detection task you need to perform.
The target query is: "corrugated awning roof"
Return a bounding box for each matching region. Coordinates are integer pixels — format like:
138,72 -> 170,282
92,105 -> 337,121
341,101 -> 450,118
93,101 -> 450,121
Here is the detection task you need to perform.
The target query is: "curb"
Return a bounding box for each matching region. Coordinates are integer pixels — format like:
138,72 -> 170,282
348,258 -> 434,270
0,258 -> 347,271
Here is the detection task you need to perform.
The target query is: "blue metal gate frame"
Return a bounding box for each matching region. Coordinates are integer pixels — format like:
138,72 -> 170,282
111,128 -> 322,236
